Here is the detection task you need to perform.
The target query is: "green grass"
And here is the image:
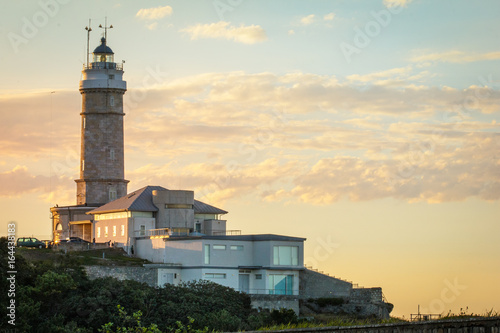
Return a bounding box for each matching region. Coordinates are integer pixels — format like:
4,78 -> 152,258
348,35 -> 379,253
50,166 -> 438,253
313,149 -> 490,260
17,247 -> 150,266
258,315 -> 407,331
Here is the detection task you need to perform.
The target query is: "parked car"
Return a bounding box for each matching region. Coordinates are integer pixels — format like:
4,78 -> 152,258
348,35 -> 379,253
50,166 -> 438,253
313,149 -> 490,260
68,237 -> 90,243
16,237 -> 46,249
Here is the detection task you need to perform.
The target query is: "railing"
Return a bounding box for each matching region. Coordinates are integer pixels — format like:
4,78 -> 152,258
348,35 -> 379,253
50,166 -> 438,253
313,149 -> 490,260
235,288 -> 298,296
83,62 -> 123,70
212,230 -> 242,236
410,313 -> 442,321
134,228 -> 190,238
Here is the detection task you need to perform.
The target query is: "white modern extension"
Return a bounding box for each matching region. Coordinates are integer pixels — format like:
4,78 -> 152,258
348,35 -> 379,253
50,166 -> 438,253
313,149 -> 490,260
136,234 -> 305,295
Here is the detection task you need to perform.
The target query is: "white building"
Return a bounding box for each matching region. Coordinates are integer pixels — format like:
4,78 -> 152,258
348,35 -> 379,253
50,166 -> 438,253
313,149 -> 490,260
139,235 -> 305,296
87,185 -> 306,296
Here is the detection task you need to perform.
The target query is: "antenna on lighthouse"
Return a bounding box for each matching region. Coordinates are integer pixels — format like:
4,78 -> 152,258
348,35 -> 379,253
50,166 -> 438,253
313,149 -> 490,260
85,19 -> 92,67
99,17 -> 113,42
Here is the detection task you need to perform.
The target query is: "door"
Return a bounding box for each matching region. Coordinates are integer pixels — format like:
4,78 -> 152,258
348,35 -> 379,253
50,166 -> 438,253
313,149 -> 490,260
239,274 -> 250,293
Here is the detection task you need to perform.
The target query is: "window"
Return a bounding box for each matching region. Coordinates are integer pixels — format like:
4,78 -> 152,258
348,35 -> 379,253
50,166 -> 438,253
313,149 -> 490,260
255,274 -> 263,280
204,244 -> 210,264
113,225 -> 116,237
97,227 -> 101,238
140,225 -> 145,236
269,274 -> 294,295
213,245 -> 226,250
81,160 -> 85,171
109,148 -> 115,160
205,273 -> 226,279
230,245 -> 243,251
104,226 -> 108,238
121,225 -> 125,236
195,222 -> 201,233
109,189 -> 117,201
273,246 -> 298,266
83,117 -> 86,129
109,75 -> 115,82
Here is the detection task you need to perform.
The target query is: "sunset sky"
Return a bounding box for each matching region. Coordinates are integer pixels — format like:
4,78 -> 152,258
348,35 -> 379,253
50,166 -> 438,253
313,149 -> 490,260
1,0 -> 499,318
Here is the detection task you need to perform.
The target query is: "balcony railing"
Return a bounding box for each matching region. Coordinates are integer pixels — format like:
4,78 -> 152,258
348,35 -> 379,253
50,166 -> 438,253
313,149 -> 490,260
134,228 -> 190,238
83,62 -> 123,70
212,230 -> 242,236
236,288 -> 298,296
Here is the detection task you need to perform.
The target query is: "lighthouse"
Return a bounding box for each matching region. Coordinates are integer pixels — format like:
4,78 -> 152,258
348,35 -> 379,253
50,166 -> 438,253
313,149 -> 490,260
76,37 -> 128,205
50,34 -> 129,242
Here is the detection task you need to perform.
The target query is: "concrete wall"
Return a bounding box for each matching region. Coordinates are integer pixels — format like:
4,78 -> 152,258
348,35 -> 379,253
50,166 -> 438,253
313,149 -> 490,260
153,189 -> 195,229
299,268 -> 353,299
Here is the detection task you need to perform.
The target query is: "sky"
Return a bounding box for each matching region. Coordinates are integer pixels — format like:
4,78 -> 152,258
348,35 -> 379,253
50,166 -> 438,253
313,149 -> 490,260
1,0 -> 499,318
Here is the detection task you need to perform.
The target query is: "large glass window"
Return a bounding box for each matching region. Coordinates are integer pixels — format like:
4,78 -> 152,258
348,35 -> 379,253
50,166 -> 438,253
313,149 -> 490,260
273,246 -> 298,266
269,274 -> 294,295
204,244 -> 210,264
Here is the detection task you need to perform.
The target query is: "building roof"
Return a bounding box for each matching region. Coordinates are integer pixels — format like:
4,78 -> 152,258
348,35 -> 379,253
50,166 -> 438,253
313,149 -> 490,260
93,37 -> 114,54
87,185 -> 228,215
168,234 -> 306,242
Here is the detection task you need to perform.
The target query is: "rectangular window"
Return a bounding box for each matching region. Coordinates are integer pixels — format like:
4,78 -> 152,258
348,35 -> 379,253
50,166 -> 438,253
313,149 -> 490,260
140,225 -> 145,236
213,245 -> 226,250
121,225 -> 125,236
205,273 -> 226,279
255,274 -> 262,280
109,148 -> 115,160
82,160 -> 85,171
97,227 -> 101,238
273,246 -> 299,266
230,245 -> 243,251
104,226 -> 108,238
113,225 -> 117,237
83,117 -> 86,129
204,244 -> 210,264
109,189 -> 117,201
269,274 -> 294,295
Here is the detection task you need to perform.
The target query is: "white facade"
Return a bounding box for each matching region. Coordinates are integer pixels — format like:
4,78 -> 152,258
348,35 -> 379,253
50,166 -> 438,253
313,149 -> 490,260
137,235 -> 305,295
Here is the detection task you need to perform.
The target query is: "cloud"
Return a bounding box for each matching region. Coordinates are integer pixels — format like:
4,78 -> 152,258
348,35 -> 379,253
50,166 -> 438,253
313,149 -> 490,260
324,13 -> 335,21
300,14 -> 315,26
136,5 -> 173,20
383,0 -> 412,8
0,166 -> 71,200
411,50 -> 500,64
146,22 -> 158,31
3,70 -> 499,206
181,21 -> 267,44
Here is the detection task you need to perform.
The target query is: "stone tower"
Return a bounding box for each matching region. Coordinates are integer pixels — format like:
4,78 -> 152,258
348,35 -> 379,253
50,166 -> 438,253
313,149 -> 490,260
76,37 -> 128,205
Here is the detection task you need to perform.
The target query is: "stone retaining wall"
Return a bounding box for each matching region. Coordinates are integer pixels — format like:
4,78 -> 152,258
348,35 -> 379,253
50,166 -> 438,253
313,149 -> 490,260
84,265 -> 157,286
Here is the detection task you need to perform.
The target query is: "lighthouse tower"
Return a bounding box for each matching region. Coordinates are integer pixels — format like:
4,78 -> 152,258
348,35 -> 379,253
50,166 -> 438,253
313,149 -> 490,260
76,37 -> 128,205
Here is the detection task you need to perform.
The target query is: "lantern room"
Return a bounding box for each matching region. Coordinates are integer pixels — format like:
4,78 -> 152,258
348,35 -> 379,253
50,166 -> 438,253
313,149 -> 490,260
93,37 -> 114,63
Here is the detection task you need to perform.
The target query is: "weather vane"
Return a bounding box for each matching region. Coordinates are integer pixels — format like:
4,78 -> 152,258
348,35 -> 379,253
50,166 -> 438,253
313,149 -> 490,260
99,17 -> 113,41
